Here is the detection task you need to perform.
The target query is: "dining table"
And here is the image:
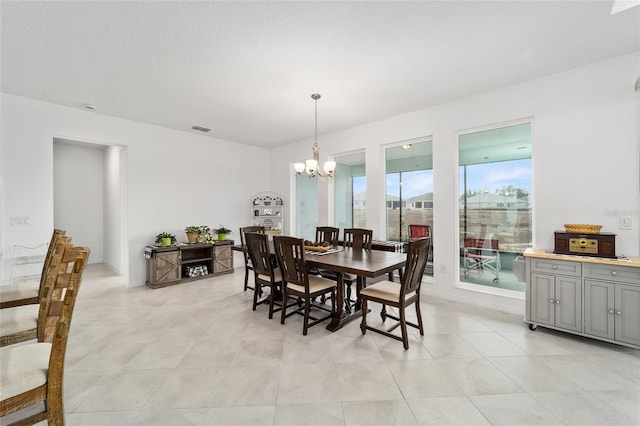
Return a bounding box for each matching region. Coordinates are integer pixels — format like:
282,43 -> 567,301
232,241 -> 407,332
303,247 -> 407,331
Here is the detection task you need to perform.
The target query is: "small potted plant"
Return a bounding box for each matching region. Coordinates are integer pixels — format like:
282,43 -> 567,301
197,225 -> 211,242
185,226 -> 200,243
213,225 -> 232,241
155,232 -> 177,247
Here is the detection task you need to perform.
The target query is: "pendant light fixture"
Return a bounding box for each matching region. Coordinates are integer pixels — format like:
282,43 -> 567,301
294,93 -> 336,178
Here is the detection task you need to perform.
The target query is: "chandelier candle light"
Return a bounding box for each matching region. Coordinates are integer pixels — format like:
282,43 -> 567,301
294,93 -> 336,178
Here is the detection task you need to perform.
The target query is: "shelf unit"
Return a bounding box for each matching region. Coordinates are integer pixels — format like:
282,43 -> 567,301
145,241 -> 234,289
252,191 -> 284,235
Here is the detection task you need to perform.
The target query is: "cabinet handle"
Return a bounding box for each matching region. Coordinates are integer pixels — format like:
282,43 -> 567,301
555,299 -> 560,304
611,271 -> 617,276
552,265 -> 558,269
550,299 -> 555,304
608,309 -> 615,315
616,310 -> 622,316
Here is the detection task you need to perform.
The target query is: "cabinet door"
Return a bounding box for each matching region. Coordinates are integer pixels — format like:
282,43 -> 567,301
584,279 -> 614,340
214,245 -> 233,273
614,284 -> 640,347
154,251 -> 181,284
530,273 -> 555,326
554,276 -> 582,332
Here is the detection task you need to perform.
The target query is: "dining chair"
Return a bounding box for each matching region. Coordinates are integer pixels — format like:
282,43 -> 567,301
0,229 -> 66,309
343,228 -> 373,250
0,236 -> 74,347
337,228 -> 373,311
245,231 -> 295,319
309,226 -> 339,278
359,237 -> 430,350
315,226 -> 339,246
239,226 -> 265,292
0,244 -> 90,425
273,236 -> 336,335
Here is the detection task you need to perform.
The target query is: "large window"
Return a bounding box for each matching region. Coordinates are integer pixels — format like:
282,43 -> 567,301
458,122 -> 532,292
385,140 -> 434,276
385,140 -> 433,242
334,151 -> 366,229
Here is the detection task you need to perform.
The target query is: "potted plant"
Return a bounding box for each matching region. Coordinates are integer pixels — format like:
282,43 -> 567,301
185,226 -> 200,243
197,225 -> 211,242
213,225 -> 232,240
155,232 -> 177,247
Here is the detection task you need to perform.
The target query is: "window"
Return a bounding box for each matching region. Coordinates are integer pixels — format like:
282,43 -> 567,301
458,122 -> 532,292
295,174 -> 318,241
385,140 -> 433,276
334,151 -> 366,229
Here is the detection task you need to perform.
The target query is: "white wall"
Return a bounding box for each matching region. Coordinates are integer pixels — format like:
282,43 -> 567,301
104,145 -> 126,274
270,52 -> 640,314
53,141 -> 105,264
1,94 -> 270,285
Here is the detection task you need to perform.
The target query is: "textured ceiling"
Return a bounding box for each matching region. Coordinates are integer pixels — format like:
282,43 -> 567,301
2,1 -> 639,147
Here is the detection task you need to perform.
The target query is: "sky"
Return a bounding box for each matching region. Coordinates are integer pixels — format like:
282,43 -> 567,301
360,158 -> 533,199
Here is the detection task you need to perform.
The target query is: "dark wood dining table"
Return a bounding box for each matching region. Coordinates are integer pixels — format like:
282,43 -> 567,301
304,247 -> 407,331
232,242 -> 407,332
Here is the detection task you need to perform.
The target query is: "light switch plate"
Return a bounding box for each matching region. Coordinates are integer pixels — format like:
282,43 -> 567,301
620,216 -> 632,230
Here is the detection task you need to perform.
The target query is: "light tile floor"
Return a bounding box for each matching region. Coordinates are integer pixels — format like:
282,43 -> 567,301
9,264 -> 639,426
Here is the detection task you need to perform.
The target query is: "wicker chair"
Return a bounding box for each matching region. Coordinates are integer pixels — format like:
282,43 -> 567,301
273,236 -> 336,335
239,226 -> 265,292
0,235 -> 74,347
0,244 -> 90,425
359,237 -> 430,350
0,229 -> 66,309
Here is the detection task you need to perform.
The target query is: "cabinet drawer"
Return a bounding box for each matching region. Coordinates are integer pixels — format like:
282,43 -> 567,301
584,263 -> 640,285
530,258 -> 581,276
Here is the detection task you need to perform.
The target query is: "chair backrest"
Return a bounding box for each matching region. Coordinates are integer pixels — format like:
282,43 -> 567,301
245,231 -> 274,279
239,226 -> 265,260
401,237 -> 431,297
41,244 -> 90,344
36,236 -> 75,341
464,237 -> 499,251
343,228 -> 373,250
273,236 -> 309,292
408,224 -> 431,240
315,227 -> 339,246
38,229 -> 66,301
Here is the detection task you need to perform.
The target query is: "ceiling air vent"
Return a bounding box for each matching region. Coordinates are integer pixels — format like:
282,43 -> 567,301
192,125 -> 211,133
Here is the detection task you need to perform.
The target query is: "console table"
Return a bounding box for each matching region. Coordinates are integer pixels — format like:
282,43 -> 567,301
524,249 -> 640,349
145,241 -> 234,289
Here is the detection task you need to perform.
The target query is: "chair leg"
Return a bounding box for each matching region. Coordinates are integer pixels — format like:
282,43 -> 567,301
280,290 -> 288,324
360,298 -> 368,335
303,297 -> 311,336
268,284 -> 275,319
252,282 -> 259,311
415,300 -> 424,335
399,306 -> 409,350
244,267 -> 249,291
380,304 -> 387,322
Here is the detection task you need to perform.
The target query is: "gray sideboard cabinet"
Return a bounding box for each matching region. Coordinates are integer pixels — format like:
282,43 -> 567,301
583,262 -> 640,348
524,249 -> 640,349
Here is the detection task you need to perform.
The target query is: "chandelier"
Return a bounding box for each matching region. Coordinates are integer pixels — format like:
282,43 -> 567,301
294,93 -> 336,178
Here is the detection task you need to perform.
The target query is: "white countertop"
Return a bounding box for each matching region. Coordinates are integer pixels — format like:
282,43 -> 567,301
523,248 -> 640,268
